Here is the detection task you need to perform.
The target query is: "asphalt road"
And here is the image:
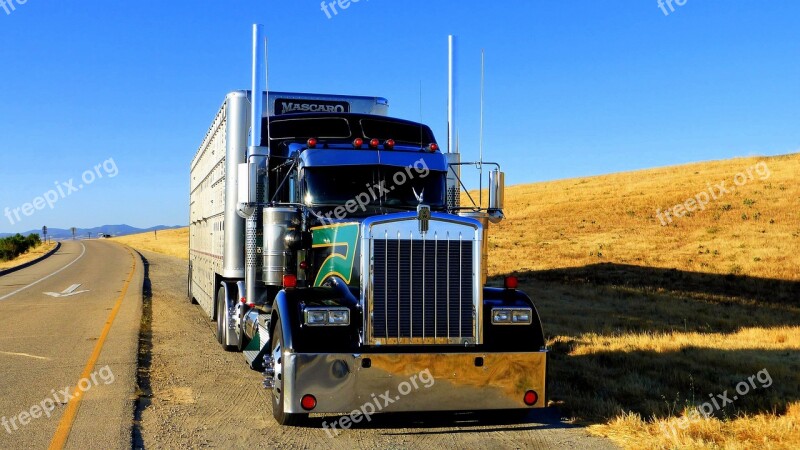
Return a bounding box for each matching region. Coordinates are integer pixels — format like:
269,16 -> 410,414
0,240 -> 143,450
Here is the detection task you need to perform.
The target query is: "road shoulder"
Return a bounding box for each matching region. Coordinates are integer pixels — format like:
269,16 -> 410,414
0,242 -> 61,276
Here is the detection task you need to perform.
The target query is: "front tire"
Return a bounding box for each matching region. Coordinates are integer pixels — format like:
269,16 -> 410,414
271,320 -> 307,426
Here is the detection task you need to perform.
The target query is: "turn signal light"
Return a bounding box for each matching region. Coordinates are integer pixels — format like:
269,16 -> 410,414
283,274 -> 297,288
301,394 -> 317,411
523,390 -> 539,406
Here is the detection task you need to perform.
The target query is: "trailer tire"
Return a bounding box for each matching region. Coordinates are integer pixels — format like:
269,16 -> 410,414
271,320 -> 307,426
216,287 -> 235,351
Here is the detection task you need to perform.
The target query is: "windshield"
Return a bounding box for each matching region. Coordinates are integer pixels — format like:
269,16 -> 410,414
304,165 -> 446,213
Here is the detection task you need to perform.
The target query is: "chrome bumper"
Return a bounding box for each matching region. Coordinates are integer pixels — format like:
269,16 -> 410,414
283,351 -> 547,414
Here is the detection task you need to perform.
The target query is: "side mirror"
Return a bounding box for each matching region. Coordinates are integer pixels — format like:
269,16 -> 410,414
237,163 -> 255,218
488,169 -> 505,223
237,146 -> 268,218
489,169 -> 504,210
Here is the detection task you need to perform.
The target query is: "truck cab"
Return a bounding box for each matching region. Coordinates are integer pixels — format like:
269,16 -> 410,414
190,91 -> 547,426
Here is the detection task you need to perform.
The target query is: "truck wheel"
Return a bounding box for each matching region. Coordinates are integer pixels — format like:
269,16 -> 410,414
271,320 -> 307,426
216,287 -> 234,351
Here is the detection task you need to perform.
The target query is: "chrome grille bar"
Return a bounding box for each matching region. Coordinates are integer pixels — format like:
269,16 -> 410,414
370,228 -> 475,345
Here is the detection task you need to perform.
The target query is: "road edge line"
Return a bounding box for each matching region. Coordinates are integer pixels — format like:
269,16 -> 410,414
0,242 -> 86,302
0,242 -> 62,277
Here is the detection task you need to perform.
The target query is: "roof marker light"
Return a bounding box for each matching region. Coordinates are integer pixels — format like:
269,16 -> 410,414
369,138 -> 380,149
504,276 -> 519,290
307,138 -> 318,149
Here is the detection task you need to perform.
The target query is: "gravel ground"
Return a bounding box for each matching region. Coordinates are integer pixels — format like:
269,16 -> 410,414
134,250 -> 618,449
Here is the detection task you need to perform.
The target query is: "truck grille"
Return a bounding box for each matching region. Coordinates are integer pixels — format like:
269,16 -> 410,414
371,238 -> 475,344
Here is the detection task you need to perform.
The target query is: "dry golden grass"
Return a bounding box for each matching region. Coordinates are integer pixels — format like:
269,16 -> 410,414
487,153 -> 799,280
111,227 -> 188,260
0,241 -> 57,270
481,153 -> 800,449
595,403 -> 800,450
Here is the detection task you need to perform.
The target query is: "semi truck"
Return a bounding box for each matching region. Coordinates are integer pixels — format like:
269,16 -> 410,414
188,26 -> 547,425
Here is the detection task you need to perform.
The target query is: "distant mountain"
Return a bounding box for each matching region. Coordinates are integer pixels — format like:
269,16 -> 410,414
0,225 -> 184,240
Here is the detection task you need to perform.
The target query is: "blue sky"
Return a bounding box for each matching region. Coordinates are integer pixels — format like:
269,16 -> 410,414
0,0 -> 798,233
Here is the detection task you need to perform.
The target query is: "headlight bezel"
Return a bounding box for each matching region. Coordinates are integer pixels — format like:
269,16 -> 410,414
303,307 -> 351,327
491,307 -> 533,325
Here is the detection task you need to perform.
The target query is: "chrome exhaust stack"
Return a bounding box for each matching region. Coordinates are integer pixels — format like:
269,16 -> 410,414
447,35 -> 457,156
244,24 -> 269,305
446,35 -> 461,211
250,24 -> 265,151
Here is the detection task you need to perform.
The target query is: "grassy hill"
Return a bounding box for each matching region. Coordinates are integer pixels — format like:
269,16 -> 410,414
484,153 -> 799,449
488,153 -> 798,280
116,153 -> 800,448
111,227 -> 188,260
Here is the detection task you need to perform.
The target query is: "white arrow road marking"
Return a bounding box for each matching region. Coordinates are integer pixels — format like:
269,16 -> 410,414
0,242 -> 86,301
44,283 -> 89,298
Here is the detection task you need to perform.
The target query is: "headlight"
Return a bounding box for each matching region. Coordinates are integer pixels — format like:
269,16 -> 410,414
512,310 -> 531,324
327,309 -> 350,325
304,307 -> 350,327
305,309 -> 329,325
491,307 -> 533,325
492,309 -> 512,324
